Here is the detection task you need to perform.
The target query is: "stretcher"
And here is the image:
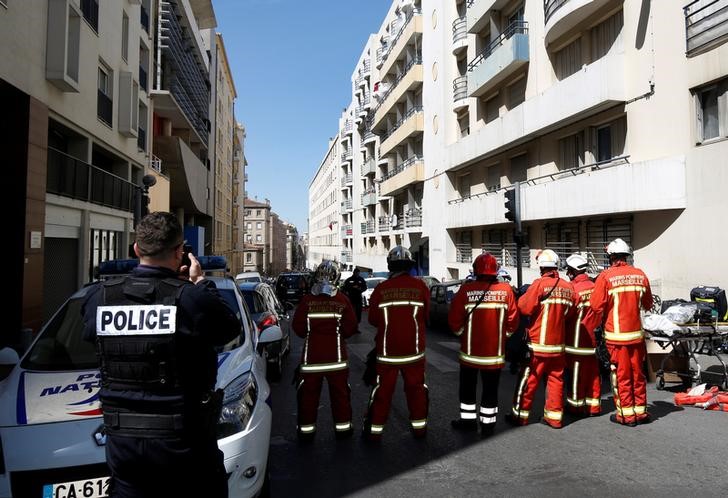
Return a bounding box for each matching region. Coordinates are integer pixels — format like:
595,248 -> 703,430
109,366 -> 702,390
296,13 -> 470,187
644,322 -> 728,390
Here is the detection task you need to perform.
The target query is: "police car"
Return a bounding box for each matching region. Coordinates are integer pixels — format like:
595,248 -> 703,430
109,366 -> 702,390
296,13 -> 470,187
0,257 -> 277,497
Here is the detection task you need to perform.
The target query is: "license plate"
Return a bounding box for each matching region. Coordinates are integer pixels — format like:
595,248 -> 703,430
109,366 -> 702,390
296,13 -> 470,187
43,476 -> 110,498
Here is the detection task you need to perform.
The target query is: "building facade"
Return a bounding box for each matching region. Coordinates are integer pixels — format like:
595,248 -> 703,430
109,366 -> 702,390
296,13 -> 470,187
243,198 -> 271,273
307,138 -> 343,268
310,0 -> 728,297
269,212 -> 289,276
231,123 -> 248,272
2,0 -> 164,334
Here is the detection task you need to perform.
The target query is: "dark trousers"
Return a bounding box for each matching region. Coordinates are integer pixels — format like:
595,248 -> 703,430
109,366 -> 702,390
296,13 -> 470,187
458,366 -> 501,427
106,434 -> 227,498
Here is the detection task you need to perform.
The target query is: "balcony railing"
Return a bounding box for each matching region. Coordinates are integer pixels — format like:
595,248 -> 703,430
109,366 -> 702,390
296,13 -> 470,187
47,148 -> 135,212
382,8 -> 422,64
97,90 -> 113,126
378,216 -> 391,232
404,207 -> 422,228
684,0 -> 728,56
341,250 -> 352,263
376,44 -> 389,64
341,148 -> 353,162
340,173 -> 353,186
382,155 -> 423,181
340,120 -> 353,138
373,56 -> 422,115
380,106 -> 423,142
453,16 -> 467,43
139,65 -> 148,92
149,154 -> 162,172
361,158 -> 376,176
341,225 -> 353,237
360,220 -> 376,234
482,243 -> 531,267
137,127 -> 147,151
544,0 -> 570,24
453,75 -> 468,102
362,59 -> 371,73
468,21 -> 529,71
456,243 -> 472,263
362,129 -> 376,143
341,199 -> 353,211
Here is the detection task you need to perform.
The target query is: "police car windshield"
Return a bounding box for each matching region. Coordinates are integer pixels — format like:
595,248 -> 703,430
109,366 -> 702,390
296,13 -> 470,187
21,298 -> 98,371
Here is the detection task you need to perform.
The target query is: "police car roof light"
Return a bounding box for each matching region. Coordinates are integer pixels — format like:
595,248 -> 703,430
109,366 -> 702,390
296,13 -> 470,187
198,255 -> 228,271
98,259 -> 140,276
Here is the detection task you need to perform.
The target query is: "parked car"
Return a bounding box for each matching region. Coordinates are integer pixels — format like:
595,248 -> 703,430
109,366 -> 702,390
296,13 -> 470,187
361,277 -> 386,308
0,258 -> 279,498
275,272 -> 311,303
428,280 -> 464,330
235,271 -> 263,284
238,281 -> 292,380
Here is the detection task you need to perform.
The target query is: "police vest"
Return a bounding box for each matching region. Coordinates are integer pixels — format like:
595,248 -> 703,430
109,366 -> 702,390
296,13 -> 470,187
96,276 -> 189,417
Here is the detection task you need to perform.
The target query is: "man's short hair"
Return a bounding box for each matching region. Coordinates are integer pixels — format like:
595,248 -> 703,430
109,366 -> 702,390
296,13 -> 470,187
135,212 -> 183,258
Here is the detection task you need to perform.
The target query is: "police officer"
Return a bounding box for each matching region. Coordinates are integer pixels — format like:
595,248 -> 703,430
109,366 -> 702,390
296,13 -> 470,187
82,212 -> 240,498
292,260 -> 357,441
342,267 -> 367,323
364,246 -> 430,440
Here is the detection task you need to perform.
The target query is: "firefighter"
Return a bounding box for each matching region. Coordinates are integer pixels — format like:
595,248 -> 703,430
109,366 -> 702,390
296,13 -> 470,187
448,252 -> 519,436
507,249 -> 578,429
590,238 -> 653,427
364,246 -> 430,440
292,260 -> 358,441
564,254 -> 602,416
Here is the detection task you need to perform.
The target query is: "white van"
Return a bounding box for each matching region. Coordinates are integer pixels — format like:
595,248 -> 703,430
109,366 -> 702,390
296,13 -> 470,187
235,271 -> 262,284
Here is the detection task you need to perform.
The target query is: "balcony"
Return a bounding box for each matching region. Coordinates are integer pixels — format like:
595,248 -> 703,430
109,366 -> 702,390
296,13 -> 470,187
341,250 -> 353,263
153,135 -> 211,216
361,188 -> 377,207
360,220 -> 376,234
379,156 -> 424,197
456,244 -> 472,263
341,199 -> 353,211
445,156 -> 686,229
447,52 -> 626,172
362,128 -> 377,145
340,120 -> 353,139
376,43 -> 389,68
379,107 -> 424,156
453,75 -> 468,112
685,0 -> 728,57
46,148 -> 135,212
544,0 -> 609,46
378,216 -> 391,232
452,16 -> 468,55
482,243 -> 531,268
467,0 -> 510,34
341,225 -> 353,238
341,148 -> 353,164
372,57 -> 423,129
467,21 -> 529,98
380,8 -> 423,76
340,173 -> 353,187
361,158 -> 377,176
404,207 -> 423,229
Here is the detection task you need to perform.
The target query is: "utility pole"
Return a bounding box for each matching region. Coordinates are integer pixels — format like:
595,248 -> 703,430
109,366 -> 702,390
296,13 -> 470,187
504,181 -> 523,288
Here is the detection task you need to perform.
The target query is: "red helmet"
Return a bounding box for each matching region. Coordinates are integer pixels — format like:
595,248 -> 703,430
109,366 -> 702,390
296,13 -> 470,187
473,252 -> 499,276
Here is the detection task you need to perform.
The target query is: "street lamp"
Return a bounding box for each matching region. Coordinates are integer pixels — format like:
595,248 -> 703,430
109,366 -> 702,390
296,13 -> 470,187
134,174 -> 157,228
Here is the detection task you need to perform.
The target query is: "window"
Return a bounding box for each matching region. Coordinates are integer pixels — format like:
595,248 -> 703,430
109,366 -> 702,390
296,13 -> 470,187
591,10 -> 623,61
81,0 -> 99,32
486,165 -> 501,192
593,117 -> 626,163
485,94 -> 499,123
694,78 -> 728,143
256,222 -> 262,229
245,209 -> 251,216
559,132 -> 584,170
121,12 -> 129,61
596,126 -> 611,162
457,172 -> 471,198
256,210 -> 261,216
246,222 -> 251,230
509,154 -> 528,183
554,37 -> 582,80
90,229 -> 121,280
97,65 -> 113,126
507,76 -> 526,110
256,234 -> 262,242
246,253 -> 252,263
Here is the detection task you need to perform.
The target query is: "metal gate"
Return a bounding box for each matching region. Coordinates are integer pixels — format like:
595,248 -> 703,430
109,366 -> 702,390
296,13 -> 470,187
43,237 -> 79,324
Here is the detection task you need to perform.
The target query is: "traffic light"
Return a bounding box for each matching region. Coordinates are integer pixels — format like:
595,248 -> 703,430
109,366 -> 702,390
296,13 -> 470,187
504,188 -> 517,222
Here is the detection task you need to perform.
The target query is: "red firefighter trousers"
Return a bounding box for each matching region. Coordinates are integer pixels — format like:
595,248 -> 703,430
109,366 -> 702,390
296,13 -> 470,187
566,354 -> 602,415
366,360 -> 428,437
512,354 -> 565,427
607,342 -> 648,424
297,369 -> 351,434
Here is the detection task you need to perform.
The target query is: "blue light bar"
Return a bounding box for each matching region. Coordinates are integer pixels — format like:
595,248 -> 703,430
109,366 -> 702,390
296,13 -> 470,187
98,259 -> 140,275
198,255 -> 228,271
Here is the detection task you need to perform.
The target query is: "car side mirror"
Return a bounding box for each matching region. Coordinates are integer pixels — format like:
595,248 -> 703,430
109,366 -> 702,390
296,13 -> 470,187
259,324 -> 283,345
0,347 -> 20,382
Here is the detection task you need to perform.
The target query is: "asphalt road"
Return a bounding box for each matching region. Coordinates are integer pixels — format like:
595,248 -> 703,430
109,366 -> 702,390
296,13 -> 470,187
267,310 -> 727,497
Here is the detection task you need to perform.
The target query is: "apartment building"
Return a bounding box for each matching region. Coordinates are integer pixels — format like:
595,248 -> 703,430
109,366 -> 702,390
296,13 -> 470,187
243,197 -> 271,273
285,223 -> 303,270
150,0 -> 215,255
210,33 -> 238,262
307,138 -> 343,268
311,0 -> 728,297
269,212 -> 288,276
231,123 -> 248,272
2,0 -> 162,333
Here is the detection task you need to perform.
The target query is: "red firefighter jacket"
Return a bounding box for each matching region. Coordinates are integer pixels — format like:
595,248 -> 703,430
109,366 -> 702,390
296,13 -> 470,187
367,273 -> 430,365
292,291 -> 357,373
448,279 -> 519,369
590,261 -> 653,346
518,271 -> 578,357
565,274 -> 600,356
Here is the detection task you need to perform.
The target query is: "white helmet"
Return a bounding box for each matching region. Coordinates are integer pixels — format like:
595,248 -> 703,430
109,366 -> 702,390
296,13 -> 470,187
566,254 -> 588,273
536,249 -> 560,269
606,238 -> 631,255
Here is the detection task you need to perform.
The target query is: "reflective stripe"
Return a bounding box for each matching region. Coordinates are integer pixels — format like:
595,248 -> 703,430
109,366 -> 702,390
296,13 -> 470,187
377,352 -> 425,364
620,406 -> 635,416
544,409 -> 563,421
369,425 -> 384,434
540,303 -> 550,344
460,412 -> 477,420
480,407 -> 497,415
411,419 -> 427,429
567,397 -> 585,407
459,352 -> 505,366
608,285 -> 646,295
634,405 -> 646,415
464,303 -> 508,310
298,425 -> 315,433
529,343 -> 565,354
604,330 -> 644,342
613,292 -> 621,334
335,422 -> 352,431
513,366 -> 530,417
413,304 -> 420,354
573,307 -> 584,347
512,407 -> 529,419
565,346 -> 596,355
480,416 -> 496,424
460,403 -> 476,410
542,297 -> 574,306
572,361 -> 580,403
307,312 -> 343,319
379,300 -> 425,308
300,361 -> 348,373
498,307 -> 504,356
585,397 -> 601,407
382,307 -> 389,356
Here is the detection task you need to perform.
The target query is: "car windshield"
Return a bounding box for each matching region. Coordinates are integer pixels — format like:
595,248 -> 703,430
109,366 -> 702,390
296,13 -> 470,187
240,290 -> 267,314
238,276 -> 261,283
21,297 -> 98,371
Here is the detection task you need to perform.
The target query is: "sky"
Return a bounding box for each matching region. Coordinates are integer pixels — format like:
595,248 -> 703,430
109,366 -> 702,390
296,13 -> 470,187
213,0 -> 394,234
